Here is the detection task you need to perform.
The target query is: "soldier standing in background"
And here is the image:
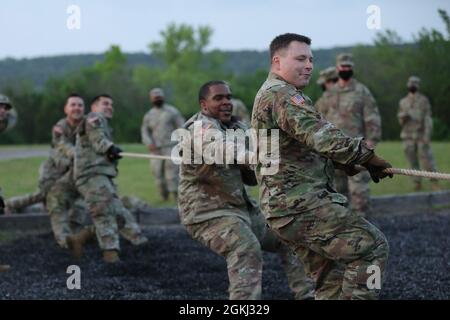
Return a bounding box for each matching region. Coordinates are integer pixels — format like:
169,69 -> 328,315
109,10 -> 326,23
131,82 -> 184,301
315,53 -> 382,217
141,88 -> 185,201
398,76 -> 440,191
316,66 -> 338,93
0,93 -> 17,272
178,80 -> 314,300
252,33 -> 391,299
231,98 -> 250,124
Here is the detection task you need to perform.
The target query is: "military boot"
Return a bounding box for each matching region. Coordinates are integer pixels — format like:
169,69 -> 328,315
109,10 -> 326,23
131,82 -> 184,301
103,250 -> 120,263
0,264 -> 10,272
66,226 -> 95,259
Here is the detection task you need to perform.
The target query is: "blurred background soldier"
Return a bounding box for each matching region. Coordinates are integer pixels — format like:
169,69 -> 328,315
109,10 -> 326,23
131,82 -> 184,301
141,88 -> 185,201
398,76 -> 440,191
315,53 -> 382,217
231,98 -> 250,124
0,93 -> 17,272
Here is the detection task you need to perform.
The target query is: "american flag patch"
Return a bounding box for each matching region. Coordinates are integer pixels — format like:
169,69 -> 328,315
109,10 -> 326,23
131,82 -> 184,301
290,94 -> 305,106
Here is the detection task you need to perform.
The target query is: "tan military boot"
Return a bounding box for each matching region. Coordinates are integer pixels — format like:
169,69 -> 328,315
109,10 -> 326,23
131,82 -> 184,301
0,264 -> 11,272
431,181 -> 440,191
413,181 -> 422,192
103,250 -> 120,263
66,226 -> 95,259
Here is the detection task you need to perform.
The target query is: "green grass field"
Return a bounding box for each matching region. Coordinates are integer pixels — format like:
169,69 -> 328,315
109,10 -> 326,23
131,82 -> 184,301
1,142 -> 449,207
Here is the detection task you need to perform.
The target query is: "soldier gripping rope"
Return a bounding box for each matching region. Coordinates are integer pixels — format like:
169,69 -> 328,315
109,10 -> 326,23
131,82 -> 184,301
251,33 -> 391,299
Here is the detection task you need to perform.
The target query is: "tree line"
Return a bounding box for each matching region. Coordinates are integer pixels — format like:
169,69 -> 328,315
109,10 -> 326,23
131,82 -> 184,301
1,9 -> 449,144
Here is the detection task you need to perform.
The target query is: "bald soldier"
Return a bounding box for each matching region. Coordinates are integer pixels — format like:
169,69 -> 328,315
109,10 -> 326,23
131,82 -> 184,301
252,33 -> 391,299
315,53 -> 381,217
0,93 -> 17,272
398,76 -> 440,191
141,88 -> 185,201
178,80 -> 314,300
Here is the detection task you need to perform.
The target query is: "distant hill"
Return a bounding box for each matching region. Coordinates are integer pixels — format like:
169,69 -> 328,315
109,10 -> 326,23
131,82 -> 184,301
0,47 -> 353,90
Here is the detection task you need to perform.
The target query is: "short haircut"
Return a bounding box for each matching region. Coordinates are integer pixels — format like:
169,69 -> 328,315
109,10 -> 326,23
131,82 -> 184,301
198,80 -> 229,102
270,33 -> 311,59
65,93 -> 83,104
91,94 -> 113,105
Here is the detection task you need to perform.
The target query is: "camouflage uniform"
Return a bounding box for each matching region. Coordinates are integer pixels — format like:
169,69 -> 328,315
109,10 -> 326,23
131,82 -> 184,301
0,94 -> 16,272
251,72 -> 389,300
231,98 -> 250,125
178,112 -> 314,300
141,100 -> 185,198
75,112 -> 146,251
315,56 -> 381,216
398,76 -> 438,187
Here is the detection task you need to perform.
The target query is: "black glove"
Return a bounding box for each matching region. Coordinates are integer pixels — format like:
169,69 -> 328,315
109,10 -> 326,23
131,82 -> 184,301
107,145 -> 123,161
362,154 -> 393,183
0,195 -> 5,215
240,166 -> 258,186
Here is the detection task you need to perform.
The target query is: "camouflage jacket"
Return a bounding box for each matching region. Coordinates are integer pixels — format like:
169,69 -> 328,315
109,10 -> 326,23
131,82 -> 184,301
251,73 -> 374,220
398,92 -> 432,141
178,112 -> 252,226
0,109 -> 18,134
315,78 -> 381,143
141,103 -> 185,154
74,112 -> 116,184
38,118 -> 79,192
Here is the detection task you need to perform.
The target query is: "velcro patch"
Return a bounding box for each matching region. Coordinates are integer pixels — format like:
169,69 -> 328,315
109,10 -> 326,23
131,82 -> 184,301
52,125 -> 63,136
290,94 -> 305,107
87,116 -> 100,126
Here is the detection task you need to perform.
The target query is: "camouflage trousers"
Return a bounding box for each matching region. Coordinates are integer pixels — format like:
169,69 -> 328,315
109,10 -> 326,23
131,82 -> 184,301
150,155 -> 179,196
267,203 -> 389,300
402,139 -> 438,183
186,211 -> 314,300
334,170 -> 371,217
77,175 -> 145,251
46,172 -> 87,248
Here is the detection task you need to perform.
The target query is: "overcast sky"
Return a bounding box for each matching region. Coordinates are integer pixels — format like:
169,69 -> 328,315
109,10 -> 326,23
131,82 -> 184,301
0,0 -> 449,59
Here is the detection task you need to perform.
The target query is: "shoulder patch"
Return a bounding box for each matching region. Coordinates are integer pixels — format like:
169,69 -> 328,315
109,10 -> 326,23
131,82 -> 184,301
290,94 -> 306,107
201,123 -> 213,136
87,116 -> 100,126
52,125 -> 63,136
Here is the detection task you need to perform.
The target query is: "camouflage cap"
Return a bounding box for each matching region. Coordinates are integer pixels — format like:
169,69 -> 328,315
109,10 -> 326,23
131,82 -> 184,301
149,88 -> 165,98
320,66 -> 338,82
0,94 -> 12,109
316,75 -> 326,86
407,76 -> 421,87
336,53 -> 354,67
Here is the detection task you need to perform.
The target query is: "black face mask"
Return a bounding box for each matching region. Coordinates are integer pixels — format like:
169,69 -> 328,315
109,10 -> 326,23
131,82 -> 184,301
320,85 -> 326,92
338,70 -> 353,80
408,86 -> 417,93
153,100 -> 164,107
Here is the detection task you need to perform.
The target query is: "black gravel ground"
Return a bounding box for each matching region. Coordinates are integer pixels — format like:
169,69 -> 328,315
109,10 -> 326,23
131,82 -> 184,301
0,211 -> 449,300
